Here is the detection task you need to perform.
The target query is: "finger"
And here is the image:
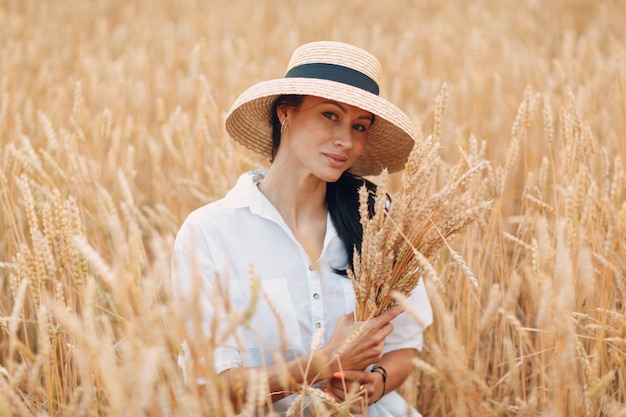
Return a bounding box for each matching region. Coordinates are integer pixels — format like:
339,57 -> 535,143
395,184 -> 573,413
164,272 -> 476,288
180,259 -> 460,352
328,376 -> 361,400
332,370 -> 371,383
348,400 -> 367,415
328,377 -> 346,391
343,380 -> 363,397
375,305 -> 403,324
380,321 -> 395,338
340,312 -> 354,324
331,372 -> 364,398
327,385 -> 346,401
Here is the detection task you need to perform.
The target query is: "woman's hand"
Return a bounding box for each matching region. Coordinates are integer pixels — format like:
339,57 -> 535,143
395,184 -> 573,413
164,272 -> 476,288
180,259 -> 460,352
326,369 -> 384,413
327,348 -> 418,413
321,305 -> 403,375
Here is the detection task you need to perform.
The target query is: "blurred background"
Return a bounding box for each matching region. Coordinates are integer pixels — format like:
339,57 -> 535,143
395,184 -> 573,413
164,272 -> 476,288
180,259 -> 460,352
1,0 -> 625,415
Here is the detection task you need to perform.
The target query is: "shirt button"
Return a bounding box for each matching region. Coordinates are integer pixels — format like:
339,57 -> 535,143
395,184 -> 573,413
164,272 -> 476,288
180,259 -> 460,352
313,293 -> 319,300
308,265 -> 314,271
315,322 -> 321,328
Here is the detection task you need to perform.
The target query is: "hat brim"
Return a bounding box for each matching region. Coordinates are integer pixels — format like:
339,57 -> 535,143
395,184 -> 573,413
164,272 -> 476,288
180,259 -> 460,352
225,77 -> 417,176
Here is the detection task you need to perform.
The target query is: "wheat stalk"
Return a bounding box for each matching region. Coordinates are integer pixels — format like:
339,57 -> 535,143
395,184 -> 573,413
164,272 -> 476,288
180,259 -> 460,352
2,2 -> 626,416
350,129 -> 490,320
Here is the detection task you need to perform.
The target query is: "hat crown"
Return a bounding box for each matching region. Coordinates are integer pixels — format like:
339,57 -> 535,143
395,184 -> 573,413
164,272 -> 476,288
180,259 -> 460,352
285,41 -> 382,85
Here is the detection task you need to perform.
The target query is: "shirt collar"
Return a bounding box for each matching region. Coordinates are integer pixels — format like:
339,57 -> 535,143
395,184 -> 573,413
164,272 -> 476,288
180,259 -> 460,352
220,168 -> 267,209
221,169 -> 339,246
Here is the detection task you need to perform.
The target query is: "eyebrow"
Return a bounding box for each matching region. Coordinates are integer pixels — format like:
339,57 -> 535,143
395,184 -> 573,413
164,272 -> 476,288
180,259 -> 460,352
322,100 -> 373,121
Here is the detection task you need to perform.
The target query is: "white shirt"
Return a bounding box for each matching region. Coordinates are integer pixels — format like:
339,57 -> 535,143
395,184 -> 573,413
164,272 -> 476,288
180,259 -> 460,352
172,169 -> 433,416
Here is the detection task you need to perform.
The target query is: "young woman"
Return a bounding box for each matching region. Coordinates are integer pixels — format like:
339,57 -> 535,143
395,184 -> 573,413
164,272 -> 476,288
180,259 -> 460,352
172,41 -> 433,416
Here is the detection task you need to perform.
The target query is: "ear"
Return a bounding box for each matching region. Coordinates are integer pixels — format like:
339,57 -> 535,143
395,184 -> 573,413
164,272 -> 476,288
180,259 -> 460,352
276,103 -> 289,121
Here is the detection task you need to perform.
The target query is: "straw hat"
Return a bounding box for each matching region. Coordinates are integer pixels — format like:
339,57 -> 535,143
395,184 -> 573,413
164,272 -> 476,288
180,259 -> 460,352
225,41 -> 417,176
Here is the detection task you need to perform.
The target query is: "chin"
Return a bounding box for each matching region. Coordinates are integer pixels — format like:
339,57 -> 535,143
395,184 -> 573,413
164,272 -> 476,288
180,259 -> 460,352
320,170 -> 346,183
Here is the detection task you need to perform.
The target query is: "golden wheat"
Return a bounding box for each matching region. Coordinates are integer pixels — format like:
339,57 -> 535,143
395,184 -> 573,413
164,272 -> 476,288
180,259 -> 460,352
350,122 -> 491,320
1,1 -> 626,416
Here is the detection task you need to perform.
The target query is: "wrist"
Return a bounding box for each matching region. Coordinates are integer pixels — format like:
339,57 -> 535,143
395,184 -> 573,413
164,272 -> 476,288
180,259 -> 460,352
370,365 -> 387,403
311,346 -> 336,379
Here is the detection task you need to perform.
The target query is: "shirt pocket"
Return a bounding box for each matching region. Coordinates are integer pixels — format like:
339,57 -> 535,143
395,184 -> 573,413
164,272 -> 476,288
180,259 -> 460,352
229,278 -> 303,353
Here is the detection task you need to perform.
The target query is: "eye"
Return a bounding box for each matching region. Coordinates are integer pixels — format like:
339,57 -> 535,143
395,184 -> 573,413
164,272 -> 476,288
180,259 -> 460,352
353,123 -> 370,132
323,111 -> 338,121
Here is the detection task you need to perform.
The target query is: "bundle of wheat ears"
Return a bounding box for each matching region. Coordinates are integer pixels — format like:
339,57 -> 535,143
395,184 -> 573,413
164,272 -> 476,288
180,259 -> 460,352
349,92 -> 492,321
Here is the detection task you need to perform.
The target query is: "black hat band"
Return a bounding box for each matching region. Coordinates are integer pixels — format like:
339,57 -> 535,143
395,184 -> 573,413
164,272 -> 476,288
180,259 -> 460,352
285,63 -> 380,95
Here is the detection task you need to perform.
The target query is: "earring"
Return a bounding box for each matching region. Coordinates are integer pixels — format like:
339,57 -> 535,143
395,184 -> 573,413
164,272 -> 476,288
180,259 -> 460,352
280,119 -> 287,135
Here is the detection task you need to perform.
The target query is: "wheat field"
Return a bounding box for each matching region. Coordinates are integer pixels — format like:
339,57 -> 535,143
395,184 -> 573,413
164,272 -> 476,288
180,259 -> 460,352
1,0 -> 626,416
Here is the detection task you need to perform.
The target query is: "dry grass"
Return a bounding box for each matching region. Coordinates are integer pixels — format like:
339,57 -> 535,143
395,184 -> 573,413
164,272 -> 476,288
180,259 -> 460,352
1,0 -> 626,416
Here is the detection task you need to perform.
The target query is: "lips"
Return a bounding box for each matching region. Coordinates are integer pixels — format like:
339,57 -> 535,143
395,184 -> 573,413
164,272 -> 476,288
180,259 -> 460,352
323,153 -> 348,168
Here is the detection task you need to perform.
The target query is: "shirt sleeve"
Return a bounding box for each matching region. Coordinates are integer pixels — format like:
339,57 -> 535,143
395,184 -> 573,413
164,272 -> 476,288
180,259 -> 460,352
383,278 -> 433,353
171,220 -> 242,379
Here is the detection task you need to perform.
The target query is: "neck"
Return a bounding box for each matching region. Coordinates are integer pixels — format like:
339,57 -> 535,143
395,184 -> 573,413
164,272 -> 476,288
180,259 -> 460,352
259,164 -> 328,221
258,164 -> 328,260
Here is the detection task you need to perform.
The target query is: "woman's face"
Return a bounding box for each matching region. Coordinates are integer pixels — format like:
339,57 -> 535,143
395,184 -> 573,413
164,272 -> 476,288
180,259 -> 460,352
276,95 -> 372,182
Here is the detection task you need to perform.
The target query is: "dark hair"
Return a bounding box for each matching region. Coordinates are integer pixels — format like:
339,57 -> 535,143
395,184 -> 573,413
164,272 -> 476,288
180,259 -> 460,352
269,95 -> 377,274
269,95 -> 305,162
326,172 -> 377,274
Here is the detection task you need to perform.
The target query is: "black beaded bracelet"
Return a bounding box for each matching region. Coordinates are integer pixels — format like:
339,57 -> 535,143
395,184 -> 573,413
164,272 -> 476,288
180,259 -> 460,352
370,365 -> 387,403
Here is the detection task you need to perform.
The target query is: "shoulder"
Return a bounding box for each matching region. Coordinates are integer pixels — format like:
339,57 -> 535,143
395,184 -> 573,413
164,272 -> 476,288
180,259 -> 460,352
174,170 -> 262,244
180,169 -> 265,226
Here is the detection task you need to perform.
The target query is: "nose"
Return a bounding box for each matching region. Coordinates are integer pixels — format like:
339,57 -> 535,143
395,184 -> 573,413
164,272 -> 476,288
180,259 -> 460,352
333,125 -> 354,149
